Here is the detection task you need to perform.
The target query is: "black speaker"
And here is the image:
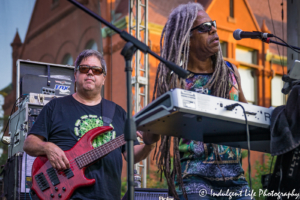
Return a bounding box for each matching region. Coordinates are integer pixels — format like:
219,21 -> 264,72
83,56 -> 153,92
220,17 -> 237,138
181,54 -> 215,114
122,188 -> 172,200
2,153 -> 23,200
2,152 -> 36,200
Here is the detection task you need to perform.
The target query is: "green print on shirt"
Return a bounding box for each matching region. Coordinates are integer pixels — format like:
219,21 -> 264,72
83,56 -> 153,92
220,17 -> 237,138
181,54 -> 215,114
74,115 -> 116,148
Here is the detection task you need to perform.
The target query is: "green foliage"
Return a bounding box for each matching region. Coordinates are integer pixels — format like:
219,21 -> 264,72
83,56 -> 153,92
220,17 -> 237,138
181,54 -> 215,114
244,153 -> 277,200
0,89 -> 11,172
121,177 -> 127,197
241,149 -> 248,159
0,83 -> 13,97
0,115 -> 9,168
0,141 -> 8,167
146,170 -> 168,189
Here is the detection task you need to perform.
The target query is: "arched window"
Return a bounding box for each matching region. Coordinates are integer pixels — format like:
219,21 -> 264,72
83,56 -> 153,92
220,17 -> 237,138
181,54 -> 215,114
62,53 -> 73,65
85,40 -> 97,50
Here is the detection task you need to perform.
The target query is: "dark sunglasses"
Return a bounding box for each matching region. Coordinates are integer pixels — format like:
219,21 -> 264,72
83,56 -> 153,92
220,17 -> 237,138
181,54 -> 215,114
190,20 -> 217,33
77,65 -> 105,75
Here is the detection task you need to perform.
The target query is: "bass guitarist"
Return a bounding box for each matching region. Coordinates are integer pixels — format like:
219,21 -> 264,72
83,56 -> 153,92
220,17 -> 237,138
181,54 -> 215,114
23,49 -> 160,200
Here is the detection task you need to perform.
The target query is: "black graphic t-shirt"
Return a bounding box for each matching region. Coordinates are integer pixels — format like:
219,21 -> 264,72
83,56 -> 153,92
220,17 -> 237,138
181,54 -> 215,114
29,95 -> 139,200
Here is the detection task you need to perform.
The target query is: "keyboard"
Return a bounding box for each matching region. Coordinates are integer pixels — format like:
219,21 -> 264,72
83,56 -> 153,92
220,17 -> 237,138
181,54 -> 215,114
134,89 -> 274,153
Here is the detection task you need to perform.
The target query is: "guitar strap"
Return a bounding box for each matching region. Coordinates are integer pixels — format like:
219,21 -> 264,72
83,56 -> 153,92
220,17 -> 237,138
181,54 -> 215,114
101,98 -> 116,126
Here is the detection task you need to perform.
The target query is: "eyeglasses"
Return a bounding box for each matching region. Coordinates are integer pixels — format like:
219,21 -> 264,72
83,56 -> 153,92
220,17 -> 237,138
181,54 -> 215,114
77,65 -> 105,75
190,20 -> 217,33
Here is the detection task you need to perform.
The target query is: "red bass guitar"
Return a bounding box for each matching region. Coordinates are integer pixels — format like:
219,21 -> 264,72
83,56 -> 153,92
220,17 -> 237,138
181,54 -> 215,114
31,126 -> 126,200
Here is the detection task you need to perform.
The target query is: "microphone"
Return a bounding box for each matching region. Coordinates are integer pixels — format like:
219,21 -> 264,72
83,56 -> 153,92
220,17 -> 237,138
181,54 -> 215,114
233,29 -> 274,40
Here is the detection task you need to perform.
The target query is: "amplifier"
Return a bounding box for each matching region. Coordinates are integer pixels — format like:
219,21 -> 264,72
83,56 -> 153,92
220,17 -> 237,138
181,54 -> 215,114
16,59 -> 75,100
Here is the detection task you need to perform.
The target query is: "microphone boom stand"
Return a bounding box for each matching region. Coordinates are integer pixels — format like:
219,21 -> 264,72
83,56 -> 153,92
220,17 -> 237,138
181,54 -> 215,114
67,1 -> 189,200
262,37 -> 300,94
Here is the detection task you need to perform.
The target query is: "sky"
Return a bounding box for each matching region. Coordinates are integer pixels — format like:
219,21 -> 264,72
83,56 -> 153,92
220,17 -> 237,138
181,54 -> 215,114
0,0 -> 36,91
0,0 -> 36,119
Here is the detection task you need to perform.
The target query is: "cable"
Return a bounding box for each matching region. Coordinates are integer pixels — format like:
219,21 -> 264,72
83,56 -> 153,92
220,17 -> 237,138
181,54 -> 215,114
225,103 -> 252,192
28,189 -> 33,200
268,0 -> 285,75
273,36 -> 300,54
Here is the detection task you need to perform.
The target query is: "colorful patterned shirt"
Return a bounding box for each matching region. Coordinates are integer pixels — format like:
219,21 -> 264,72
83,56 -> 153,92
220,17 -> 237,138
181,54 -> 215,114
176,62 -> 249,195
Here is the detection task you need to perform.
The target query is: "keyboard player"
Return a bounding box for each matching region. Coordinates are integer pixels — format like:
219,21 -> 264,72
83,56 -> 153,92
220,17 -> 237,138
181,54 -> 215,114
149,2 -> 251,200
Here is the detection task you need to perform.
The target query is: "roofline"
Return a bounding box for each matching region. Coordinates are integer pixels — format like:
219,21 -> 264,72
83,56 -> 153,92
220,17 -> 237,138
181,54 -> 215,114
243,0 -> 261,31
206,0 -> 261,32
205,0 -> 216,13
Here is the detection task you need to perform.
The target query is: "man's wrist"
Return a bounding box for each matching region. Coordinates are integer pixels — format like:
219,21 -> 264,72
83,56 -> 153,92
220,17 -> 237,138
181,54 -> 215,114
42,141 -> 49,154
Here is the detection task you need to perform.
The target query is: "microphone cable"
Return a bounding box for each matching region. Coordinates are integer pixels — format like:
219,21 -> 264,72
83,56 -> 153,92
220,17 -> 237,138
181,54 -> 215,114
273,36 -> 300,54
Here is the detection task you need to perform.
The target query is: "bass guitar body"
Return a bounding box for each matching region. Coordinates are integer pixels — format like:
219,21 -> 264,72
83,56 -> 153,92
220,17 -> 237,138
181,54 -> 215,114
31,126 -> 116,200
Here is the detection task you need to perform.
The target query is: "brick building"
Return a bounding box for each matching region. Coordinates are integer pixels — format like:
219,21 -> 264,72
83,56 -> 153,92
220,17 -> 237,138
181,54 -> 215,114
3,0 -> 287,186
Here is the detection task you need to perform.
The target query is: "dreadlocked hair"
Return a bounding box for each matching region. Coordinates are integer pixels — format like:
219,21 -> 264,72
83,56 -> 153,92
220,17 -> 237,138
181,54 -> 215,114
152,2 -> 239,200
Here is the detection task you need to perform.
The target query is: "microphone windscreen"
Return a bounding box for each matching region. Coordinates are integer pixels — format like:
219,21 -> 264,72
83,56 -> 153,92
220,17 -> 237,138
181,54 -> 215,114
233,29 -> 243,40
